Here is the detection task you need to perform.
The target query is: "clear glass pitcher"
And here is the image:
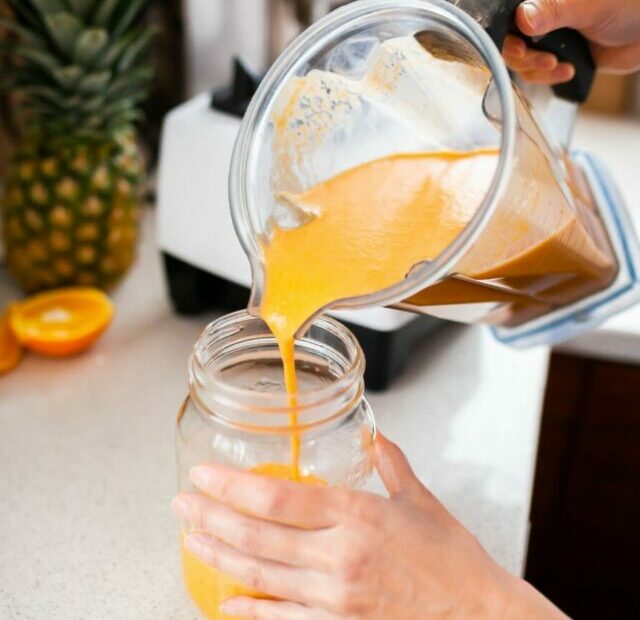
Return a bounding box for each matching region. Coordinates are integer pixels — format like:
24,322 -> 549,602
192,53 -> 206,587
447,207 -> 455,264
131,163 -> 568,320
229,0 -> 640,347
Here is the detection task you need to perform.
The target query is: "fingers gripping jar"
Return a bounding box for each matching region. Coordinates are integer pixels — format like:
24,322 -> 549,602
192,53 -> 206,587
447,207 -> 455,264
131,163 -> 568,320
176,311 -> 376,619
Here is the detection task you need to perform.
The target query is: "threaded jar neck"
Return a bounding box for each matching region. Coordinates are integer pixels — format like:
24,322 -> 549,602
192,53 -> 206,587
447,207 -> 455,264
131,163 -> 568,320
188,311 -> 366,433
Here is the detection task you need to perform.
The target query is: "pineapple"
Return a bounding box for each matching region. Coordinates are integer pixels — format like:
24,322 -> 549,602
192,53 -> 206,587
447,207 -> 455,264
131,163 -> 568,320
0,0 -> 153,292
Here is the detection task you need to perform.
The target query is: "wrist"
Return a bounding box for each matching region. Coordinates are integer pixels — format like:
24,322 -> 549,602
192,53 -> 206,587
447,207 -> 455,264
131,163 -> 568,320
458,562 -> 521,620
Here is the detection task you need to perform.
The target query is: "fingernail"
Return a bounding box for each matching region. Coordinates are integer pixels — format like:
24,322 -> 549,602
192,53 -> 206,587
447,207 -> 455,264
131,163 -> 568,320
521,1 -> 542,30
185,533 -> 209,558
220,600 -> 240,614
190,465 -> 212,489
171,495 -> 189,518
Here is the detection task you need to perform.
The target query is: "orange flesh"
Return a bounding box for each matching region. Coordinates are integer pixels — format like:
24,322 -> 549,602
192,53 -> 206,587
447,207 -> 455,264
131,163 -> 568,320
9,287 -> 114,357
181,464 -> 325,620
0,312 -> 23,375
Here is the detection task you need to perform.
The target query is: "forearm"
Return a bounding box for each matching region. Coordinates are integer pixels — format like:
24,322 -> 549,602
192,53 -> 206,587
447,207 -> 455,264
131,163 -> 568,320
504,577 -> 571,620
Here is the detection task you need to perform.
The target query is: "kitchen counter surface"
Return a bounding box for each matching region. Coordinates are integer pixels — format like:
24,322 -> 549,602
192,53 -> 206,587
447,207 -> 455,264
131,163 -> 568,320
0,214 -> 549,619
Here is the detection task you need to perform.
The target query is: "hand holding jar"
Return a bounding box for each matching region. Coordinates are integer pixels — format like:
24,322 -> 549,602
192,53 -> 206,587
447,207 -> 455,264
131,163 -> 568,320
172,434 -> 569,620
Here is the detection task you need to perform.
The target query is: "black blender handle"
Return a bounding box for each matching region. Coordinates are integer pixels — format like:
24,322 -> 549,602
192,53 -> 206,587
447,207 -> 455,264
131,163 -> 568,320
519,27 -> 595,103
453,0 -> 596,103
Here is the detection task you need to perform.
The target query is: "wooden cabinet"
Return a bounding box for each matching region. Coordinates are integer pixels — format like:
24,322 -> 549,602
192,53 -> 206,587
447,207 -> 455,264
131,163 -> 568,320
526,354 -> 640,619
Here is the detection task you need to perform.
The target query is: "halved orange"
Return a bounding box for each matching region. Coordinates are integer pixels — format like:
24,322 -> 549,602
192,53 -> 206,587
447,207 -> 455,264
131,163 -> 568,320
0,311 -> 23,374
10,287 -> 114,357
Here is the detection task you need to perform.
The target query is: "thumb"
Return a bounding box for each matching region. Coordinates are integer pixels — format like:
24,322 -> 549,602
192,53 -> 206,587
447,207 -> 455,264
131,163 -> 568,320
515,0 -> 610,37
374,434 -> 424,503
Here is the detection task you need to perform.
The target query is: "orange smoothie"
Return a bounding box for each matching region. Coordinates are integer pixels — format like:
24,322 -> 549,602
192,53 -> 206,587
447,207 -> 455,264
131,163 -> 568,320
259,150 -> 501,343
256,150 -> 501,491
182,464 -> 325,620
260,148 -> 614,340
258,150 -> 500,482
255,146 -> 614,477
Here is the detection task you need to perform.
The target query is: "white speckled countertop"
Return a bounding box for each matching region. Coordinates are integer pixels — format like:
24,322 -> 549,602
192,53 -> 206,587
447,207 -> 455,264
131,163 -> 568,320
0,210 -> 550,618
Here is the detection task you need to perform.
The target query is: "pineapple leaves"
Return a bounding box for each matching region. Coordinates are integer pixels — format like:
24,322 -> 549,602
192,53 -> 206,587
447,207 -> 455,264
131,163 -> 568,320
114,108 -> 142,124
4,0 -> 152,141
28,0 -> 68,17
44,13 -> 84,60
99,102 -> 142,126
65,0 -> 94,21
82,114 -> 102,128
15,85 -> 68,108
78,94 -> 106,112
0,18 -> 47,47
78,70 -> 112,93
96,27 -> 139,70
52,65 -> 82,88
74,28 -> 108,65
118,27 -> 155,71
112,0 -> 148,38
92,0 -> 122,28
12,46 -> 62,73
5,0 -> 47,35
105,67 -> 152,100
2,64 -> 56,90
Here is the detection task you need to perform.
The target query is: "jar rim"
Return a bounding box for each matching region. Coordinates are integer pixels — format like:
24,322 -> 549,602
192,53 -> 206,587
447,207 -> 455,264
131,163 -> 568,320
188,310 -> 366,432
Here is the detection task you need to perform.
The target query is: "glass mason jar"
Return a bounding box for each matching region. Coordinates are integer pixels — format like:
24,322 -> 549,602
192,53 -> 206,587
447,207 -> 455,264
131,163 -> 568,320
176,310 -> 376,620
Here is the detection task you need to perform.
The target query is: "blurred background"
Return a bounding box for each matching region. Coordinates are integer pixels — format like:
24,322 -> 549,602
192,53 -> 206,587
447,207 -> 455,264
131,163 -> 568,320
1,2 -> 639,619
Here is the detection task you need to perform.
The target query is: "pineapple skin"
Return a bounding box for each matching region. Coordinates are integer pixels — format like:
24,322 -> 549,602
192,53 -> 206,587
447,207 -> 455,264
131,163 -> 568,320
2,133 -> 144,293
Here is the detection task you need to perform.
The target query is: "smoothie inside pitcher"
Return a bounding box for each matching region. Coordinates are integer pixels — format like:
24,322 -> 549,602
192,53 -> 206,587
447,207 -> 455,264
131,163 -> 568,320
249,34 -> 617,480
255,35 -> 616,390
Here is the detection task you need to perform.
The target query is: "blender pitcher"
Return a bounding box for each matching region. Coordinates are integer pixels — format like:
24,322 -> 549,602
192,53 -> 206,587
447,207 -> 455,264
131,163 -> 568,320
229,0 -> 640,347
